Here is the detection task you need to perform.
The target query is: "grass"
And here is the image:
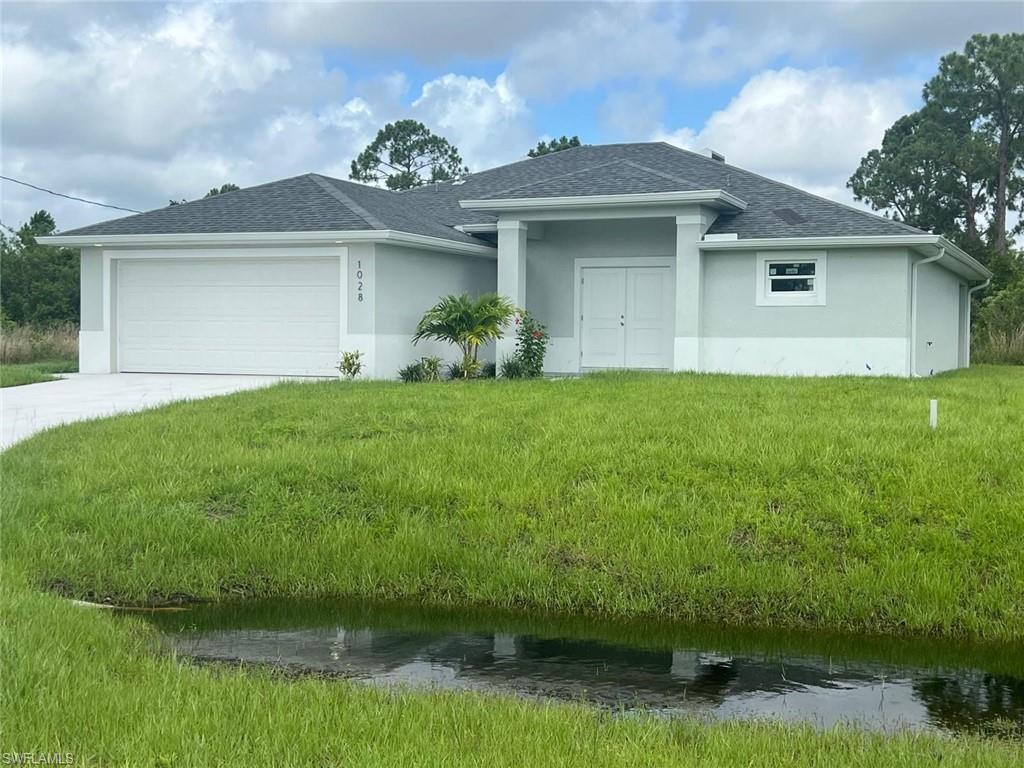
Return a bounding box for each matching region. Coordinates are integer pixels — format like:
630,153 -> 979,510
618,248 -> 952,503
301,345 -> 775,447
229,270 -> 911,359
3,366 -> 1023,763
973,327 -> 1024,365
3,365 -> 1022,640
3,573 -> 1021,766
0,322 -> 77,364
0,322 -> 77,385
0,359 -> 76,387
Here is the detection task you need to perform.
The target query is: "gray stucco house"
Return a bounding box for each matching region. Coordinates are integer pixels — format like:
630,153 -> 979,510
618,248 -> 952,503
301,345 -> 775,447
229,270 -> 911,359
41,142 -> 991,378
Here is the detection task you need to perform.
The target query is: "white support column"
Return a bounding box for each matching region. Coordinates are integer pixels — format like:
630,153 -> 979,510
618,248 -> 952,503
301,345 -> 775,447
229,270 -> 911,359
497,219 -> 528,367
673,209 -> 715,372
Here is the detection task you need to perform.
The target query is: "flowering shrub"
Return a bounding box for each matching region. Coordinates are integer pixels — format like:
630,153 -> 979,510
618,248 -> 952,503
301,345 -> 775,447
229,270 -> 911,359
503,311 -> 549,378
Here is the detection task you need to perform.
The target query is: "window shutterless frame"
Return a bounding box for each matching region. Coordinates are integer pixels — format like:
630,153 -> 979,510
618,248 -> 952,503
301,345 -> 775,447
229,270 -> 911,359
755,250 -> 827,306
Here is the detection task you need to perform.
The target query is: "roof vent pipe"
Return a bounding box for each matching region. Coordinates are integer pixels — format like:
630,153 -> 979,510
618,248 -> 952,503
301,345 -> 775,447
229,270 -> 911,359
702,147 -> 726,162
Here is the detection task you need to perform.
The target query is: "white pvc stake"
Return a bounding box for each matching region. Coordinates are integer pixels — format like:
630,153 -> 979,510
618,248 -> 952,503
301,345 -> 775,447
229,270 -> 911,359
929,399 -> 938,430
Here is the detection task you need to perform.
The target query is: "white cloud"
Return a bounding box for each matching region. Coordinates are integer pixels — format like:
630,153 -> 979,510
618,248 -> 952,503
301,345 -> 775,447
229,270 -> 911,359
656,67 -> 919,202
505,1 -> 1021,101
0,4 -> 536,231
599,88 -> 666,140
3,5 -> 290,155
505,5 -> 687,99
260,1 -> 588,61
412,74 -> 532,169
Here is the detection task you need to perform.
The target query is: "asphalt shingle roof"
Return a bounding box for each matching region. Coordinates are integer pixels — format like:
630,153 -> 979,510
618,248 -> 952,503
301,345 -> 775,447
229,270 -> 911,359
401,142 -> 926,239
58,142 -> 926,243
479,159 -> 705,199
57,173 -> 482,245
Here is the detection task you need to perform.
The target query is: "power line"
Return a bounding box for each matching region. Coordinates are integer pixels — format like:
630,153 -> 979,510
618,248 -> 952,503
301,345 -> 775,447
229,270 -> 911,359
0,175 -> 142,214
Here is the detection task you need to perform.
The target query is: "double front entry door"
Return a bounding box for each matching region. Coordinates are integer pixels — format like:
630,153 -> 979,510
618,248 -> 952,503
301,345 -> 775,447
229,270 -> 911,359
579,265 -> 674,369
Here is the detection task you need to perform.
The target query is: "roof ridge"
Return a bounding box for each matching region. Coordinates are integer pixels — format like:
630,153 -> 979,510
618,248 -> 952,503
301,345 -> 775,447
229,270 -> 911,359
399,141 -> 615,195
617,159 -> 702,190
311,173 -> 478,242
307,174 -> 387,230
654,142 -> 927,236
479,158 -> 640,199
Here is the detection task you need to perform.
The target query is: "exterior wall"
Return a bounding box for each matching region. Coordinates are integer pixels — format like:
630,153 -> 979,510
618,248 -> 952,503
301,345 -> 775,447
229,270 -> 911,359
78,247 -> 120,373
700,247 -> 912,376
914,257 -> 965,376
525,218 -> 676,373
372,243 -> 497,378
77,241 -> 494,379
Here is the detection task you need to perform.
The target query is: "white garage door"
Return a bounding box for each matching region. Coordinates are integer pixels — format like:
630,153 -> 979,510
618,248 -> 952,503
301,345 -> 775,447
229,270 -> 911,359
117,257 -> 340,376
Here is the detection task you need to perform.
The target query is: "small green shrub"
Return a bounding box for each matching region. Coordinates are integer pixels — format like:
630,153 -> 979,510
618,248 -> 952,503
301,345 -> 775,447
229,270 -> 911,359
421,356 -> 442,381
399,356 -> 443,383
481,361 -> 496,379
336,350 -> 364,379
398,361 -> 426,383
447,359 -> 482,380
499,356 -> 526,379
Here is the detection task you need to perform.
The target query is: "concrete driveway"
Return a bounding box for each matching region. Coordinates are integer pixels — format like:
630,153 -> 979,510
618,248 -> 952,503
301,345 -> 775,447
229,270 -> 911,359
1,373 -> 291,450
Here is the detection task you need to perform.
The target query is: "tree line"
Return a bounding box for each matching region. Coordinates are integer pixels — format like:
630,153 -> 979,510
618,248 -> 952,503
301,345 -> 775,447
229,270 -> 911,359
849,33 -> 1023,341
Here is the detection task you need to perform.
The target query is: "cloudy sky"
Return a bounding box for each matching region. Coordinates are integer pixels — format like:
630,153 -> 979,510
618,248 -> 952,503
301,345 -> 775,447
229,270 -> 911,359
1,1 -> 1020,231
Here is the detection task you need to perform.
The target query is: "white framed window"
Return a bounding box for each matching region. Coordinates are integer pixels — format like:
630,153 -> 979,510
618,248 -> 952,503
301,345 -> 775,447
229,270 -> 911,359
755,251 -> 827,306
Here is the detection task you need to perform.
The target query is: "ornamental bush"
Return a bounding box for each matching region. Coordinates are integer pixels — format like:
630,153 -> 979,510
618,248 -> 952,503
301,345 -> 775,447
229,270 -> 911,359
503,312 -> 549,378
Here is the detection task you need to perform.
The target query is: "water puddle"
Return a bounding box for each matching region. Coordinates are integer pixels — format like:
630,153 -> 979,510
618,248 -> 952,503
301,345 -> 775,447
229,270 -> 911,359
144,599 -> 1024,736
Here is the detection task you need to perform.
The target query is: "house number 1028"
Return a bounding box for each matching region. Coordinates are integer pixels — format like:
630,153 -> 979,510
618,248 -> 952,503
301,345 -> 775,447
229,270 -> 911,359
355,260 -> 365,302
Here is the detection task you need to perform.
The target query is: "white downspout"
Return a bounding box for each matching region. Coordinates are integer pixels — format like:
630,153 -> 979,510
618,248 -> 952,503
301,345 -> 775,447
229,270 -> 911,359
965,277 -> 992,367
910,247 -> 944,377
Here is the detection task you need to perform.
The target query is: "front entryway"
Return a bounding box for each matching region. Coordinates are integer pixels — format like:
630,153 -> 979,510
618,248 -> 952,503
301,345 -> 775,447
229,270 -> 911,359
579,264 -> 673,369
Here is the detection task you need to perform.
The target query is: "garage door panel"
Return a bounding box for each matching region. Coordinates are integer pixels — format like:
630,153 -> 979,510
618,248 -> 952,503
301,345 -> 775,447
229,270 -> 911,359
117,257 -> 340,376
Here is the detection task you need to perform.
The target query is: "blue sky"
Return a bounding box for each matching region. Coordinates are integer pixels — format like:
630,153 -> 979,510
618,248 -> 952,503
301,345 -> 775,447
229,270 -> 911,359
2,1 -> 1020,230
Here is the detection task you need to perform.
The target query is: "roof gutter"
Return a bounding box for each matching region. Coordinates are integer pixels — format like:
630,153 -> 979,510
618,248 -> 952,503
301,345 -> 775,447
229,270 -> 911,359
454,223 -> 498,235
459,189 -> 747,212
36,229 -> 496,257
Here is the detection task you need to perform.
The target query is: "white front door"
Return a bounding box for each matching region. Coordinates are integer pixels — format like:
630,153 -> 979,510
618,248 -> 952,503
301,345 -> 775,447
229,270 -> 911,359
580,265 -> 672,369
117,256 -> 341,376
625,267 -> 674,369
580,267 -> 626,368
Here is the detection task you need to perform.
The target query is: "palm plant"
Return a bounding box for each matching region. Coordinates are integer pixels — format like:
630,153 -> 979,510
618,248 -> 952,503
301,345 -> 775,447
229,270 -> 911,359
412,293 -> 515,378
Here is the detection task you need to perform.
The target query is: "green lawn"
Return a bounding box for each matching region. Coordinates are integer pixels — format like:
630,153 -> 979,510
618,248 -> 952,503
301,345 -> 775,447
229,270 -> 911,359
3,366 -> 1023,764
3,365 -> 1022,639
3,576 -> 1021,767
0,359 -> 76,387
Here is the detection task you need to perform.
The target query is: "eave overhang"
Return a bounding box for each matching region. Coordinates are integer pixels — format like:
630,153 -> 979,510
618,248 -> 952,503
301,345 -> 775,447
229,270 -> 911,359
459,189 -> 747,213
699,234 -> 991,282
37,229 -> 496,258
